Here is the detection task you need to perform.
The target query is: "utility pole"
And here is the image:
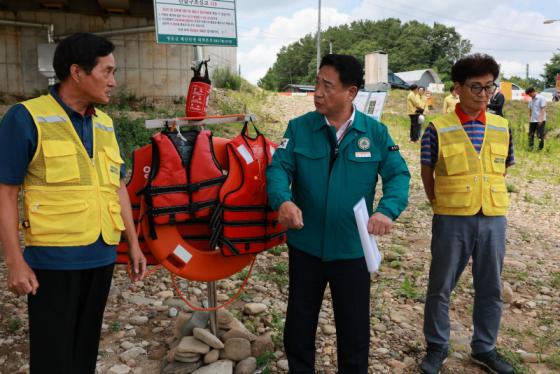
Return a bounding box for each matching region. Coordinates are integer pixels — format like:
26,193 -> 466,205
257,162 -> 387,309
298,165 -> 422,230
316,0 -> 321,73
329,40 -> 333,54
526,64 -> 529,80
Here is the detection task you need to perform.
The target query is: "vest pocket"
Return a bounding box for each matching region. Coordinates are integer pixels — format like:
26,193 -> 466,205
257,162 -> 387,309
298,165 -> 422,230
441,143 -> 469,175
109,201 -> 125,231
435,184 -> 472,208
102,146 -> 124,187
490,183 -> 509,207
28,200 -> 88,235
490,143 -> 508,174
42,140 -> 80,183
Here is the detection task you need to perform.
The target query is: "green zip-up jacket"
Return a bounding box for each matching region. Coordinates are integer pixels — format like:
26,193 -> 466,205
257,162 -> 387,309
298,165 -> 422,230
266,110 -> 410,261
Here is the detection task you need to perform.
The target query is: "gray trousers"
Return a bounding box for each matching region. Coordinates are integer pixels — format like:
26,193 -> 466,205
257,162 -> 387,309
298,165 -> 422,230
423,214 -> 506,354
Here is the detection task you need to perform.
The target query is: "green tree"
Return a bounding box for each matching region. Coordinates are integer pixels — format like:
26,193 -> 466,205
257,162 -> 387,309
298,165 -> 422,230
542,52 -> 560,87
259,18 -> 471,91
503,75 -> 544,90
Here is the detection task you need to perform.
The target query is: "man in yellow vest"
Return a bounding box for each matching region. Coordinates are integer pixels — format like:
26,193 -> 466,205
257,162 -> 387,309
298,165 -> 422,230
419,54 -> 514,374
442,85 -> 460,113
407,84 -> 425,142
0,33 -> 146,373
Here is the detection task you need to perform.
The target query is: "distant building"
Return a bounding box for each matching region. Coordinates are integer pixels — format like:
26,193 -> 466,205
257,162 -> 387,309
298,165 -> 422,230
281,84 -> 316,93
395,69 -> 442,88
0,0 -> 237,98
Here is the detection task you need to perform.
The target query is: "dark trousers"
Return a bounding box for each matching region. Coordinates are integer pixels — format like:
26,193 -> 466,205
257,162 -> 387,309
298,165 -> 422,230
28,264 -> 115,374
284,246 -> 370,374
409,114 -> 421,141
529,121 -> 546,149
423,215 -> 506,355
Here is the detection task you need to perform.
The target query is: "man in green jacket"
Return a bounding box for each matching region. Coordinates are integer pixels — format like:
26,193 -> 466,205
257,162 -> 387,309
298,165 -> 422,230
266,54 -> 410,373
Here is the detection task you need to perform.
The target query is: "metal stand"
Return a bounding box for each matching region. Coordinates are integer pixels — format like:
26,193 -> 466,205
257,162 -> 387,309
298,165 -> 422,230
207,281 -> 218,335
142,45 -> 253,336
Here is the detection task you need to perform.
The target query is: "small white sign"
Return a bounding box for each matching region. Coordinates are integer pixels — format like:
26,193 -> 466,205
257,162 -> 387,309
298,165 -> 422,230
353,91 -> 387,121
173,244 -> 193,264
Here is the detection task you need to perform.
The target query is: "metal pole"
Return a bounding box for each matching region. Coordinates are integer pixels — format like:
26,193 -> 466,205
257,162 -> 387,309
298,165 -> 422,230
207,281 -> 217,335
193,42 -> 218,335
316,0 -> 321,73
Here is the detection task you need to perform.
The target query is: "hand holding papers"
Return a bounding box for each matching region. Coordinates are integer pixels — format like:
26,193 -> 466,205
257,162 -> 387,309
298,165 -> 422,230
353,198 -> 382,273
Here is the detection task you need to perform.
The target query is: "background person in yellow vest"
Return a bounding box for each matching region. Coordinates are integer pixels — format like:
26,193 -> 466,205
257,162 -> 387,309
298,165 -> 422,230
418,86 -> 428,112
407,84 -> 424,142
419,54 -> 515,374
0,33 -> 146,373
442,85 -> 460,113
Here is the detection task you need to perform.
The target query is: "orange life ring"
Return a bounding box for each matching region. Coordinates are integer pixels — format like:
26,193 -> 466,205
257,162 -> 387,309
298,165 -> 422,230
141,136 -> 253,281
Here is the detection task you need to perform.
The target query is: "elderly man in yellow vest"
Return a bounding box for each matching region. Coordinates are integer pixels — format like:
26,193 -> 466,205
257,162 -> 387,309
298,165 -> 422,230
419,54 -> 515,374
0,33 -> 146,373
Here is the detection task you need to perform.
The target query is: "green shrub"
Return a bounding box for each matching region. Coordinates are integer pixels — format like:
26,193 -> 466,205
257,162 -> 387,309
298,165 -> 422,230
212,67 -> 241,90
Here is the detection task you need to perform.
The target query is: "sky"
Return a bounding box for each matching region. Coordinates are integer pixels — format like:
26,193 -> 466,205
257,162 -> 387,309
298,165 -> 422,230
234,0 -> 560,85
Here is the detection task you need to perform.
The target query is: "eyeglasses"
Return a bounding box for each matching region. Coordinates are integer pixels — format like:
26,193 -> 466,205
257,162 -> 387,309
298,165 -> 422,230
463,83 -> 498,95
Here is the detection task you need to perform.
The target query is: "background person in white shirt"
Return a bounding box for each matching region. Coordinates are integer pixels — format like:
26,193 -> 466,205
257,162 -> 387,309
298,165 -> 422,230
525,87 -> 547,150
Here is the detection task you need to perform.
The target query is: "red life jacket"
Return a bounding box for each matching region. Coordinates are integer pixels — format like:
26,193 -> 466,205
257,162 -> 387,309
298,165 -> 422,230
144,129 -> 225,239
211,123 -> 287,256
116,144 -> 159,265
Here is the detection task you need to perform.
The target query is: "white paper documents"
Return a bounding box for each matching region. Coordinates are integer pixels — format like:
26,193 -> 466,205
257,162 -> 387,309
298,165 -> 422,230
353,198 -> 382,273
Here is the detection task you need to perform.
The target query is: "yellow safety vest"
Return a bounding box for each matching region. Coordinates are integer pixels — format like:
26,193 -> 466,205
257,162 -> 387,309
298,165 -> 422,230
21,94 -> 125,246
432,112 -> 510,216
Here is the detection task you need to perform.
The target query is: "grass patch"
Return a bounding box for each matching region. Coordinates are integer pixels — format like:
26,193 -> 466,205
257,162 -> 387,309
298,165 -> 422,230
546,350 -> 560,370
7,317 -> 22,333
397,276 -> 421,301
551,272 -> 560,288
256,351 -> 276,372
507,182 -> 520,193
269,309 -> 285,348
109,320 -> 121,332
498,348 -> 532,374
256,261 -> 289,291
268,245 -> 287,256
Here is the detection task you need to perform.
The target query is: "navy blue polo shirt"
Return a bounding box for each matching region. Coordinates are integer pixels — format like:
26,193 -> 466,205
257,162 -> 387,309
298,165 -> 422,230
0,85 -> 125,270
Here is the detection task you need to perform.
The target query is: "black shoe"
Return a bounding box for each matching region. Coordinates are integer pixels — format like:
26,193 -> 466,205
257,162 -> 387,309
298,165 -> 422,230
420,348 -> 448,374
471,348 -> 514,374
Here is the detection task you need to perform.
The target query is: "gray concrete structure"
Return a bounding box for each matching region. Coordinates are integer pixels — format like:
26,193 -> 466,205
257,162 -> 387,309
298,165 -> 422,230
0,10 -> 237,98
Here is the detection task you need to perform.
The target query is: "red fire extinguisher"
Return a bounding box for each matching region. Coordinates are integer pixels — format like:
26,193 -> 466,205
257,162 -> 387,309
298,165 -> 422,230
185,59 -> 211,118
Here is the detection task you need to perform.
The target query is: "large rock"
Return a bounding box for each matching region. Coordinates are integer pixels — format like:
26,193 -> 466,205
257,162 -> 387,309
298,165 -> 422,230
119,347 -> 146,363
224,338 -> 251,361
251,332 -> 274,358
321,324 -> 336,335
222,327 -> 257,342
504,259 -> 527,270
177,336 -> 211,355
502,282 -> 514,304
204,349 -> 220,364
193,328 -> 224,349
162,360 -> 202,374
192,360 -> 233,374
128,295 -> 156,306
108,364 -> 131,374
180,311 -> 209,337
235,357 -> 257,374
277,359 -> 289,371
130,316 -> 149,325
217,309 -> 234,328
243,303 -> 267,315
